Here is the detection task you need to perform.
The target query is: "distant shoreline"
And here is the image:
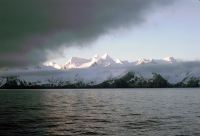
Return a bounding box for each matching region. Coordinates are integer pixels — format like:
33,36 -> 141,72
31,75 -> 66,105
1,72 -> 200,89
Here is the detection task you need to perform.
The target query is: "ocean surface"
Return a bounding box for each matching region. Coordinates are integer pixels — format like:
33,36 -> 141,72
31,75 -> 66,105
0,89 -> 200,136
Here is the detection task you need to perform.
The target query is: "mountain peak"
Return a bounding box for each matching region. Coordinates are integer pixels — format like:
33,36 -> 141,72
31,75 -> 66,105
136,58 -> 152,65
64,57 -> 90,69
163,57 -> 176,63
101,53 -> 111,59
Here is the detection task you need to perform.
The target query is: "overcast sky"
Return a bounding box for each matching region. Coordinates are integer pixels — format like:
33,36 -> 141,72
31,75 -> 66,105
0,0 -> 200,67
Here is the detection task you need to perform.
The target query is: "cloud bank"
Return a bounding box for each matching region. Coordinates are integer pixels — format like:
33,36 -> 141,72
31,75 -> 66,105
0,0 -> 174,67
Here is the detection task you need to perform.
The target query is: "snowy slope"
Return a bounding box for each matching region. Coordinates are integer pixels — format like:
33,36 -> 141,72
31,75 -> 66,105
63,57 -> 91,69
0,77 -> 6,87
62,53 -> 125,69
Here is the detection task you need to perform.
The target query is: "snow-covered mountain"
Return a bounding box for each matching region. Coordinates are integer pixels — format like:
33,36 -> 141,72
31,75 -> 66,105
0,53 -> 200,88
163,57 -> 177,63
62,53 -> 125,69
88,53 -> 117,67
135,57 -> 177,65
63,57 -> 91,69
44,54 -> 178,70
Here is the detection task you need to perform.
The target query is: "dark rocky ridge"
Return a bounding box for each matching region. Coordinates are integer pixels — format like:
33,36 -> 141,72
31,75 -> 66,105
1,72 -> 199,89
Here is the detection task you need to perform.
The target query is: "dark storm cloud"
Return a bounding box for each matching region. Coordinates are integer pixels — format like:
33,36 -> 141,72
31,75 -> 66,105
0,0 -> 174,67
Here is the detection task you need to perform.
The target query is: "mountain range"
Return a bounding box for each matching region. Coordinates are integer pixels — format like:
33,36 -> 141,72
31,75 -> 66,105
46,53 -> 177,69
0,53 -> 200,88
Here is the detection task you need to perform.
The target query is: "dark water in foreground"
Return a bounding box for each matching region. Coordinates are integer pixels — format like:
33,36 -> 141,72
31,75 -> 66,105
0,89 -> 200,136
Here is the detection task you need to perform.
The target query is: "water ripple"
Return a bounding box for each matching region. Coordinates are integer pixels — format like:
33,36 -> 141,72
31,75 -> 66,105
0,89 -> 200,136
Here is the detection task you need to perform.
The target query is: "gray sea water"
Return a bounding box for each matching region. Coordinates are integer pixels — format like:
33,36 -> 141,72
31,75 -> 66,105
0,89 -> 200,136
